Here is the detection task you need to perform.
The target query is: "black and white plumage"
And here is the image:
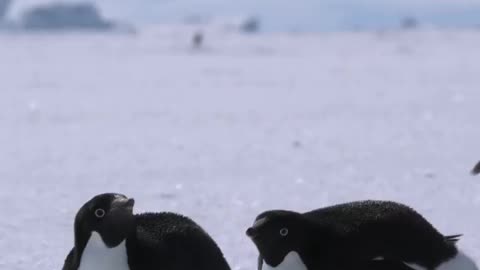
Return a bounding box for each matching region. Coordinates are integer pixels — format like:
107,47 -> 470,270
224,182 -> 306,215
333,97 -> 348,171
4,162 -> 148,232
62,193 -> 230,270
246,200 -> 477,270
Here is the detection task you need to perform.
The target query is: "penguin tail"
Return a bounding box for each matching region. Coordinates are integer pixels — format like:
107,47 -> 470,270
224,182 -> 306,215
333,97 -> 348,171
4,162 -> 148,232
445,234 -> 462,243
472,161 -> 480,175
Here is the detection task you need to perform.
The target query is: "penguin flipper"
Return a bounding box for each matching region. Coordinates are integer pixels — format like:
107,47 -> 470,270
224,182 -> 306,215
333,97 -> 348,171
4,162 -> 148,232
257,255 -> 263,270
62,248 -> 74,270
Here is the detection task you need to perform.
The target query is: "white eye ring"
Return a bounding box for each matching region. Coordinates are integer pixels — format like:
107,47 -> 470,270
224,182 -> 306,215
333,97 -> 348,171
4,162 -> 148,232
280,228 -> 289,236
94,208 -> 105,218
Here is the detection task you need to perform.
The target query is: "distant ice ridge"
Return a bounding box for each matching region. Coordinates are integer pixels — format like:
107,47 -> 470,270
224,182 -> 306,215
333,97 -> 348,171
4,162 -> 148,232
21,2 -> 113,31
0,0 -> 10,21
0,0 -> 135,33
0,0 -> 15,31
184,15 -> 261,33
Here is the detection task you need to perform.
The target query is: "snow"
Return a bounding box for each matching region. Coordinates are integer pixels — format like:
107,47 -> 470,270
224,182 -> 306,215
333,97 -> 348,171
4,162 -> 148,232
0,28 -> 480,270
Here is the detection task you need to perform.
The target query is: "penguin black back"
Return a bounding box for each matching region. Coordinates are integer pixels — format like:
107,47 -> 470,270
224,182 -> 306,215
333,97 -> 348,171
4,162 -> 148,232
302,200 -> 458,269
127,212 -> 231,270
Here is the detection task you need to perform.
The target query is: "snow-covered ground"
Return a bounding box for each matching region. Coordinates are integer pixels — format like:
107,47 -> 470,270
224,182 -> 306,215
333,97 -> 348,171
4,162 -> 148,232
0,28 -> 479,270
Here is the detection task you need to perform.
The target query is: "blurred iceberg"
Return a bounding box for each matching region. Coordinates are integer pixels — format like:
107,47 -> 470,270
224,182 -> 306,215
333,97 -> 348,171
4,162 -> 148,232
0,0 -> 16,31
0,0 -> 11,21
21,2 -> 113,30
185,15 -> 261,33
0,1 -> 135,33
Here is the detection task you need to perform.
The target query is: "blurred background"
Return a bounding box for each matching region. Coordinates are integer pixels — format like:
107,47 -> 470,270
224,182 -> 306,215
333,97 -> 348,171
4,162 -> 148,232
4,0 -> 480,32
1,1 -> 480,270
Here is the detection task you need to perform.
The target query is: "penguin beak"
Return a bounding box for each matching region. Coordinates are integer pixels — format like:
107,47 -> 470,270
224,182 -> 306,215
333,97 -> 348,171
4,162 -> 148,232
112,197 -> 135,212
125,198 -> 135,210
246,227 -> 259,238
247,217 -> 268,239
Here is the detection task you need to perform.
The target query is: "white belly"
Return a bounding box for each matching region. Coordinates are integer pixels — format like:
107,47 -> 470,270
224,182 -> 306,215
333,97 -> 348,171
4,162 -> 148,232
263,252 -> 308,270
78,232 -> 130,270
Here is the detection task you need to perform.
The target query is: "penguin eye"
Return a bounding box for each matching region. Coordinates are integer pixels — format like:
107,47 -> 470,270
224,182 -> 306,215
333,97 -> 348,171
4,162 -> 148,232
94,208 -> 106,218
279,228 -> 289,237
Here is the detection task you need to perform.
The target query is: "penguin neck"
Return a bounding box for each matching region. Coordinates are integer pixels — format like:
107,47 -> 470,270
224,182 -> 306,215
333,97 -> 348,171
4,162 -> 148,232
77,232 -> 130,270
301,225 -> 344,269
72,224 -> 90,269
263,252 -> 308,270
71,227 -> 136,269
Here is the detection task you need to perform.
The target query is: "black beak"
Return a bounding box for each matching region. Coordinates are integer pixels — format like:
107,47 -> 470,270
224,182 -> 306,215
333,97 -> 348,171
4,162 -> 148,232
246,227 -> 258,238
112,197 -> 135,211
125,198 -> 135,209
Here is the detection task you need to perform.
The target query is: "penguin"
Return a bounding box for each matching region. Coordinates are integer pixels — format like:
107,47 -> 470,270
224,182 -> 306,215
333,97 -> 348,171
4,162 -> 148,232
472,161 -> 480,175
62,193 -> 231,270
192,31 -> 204,49
246,200 -> 477,270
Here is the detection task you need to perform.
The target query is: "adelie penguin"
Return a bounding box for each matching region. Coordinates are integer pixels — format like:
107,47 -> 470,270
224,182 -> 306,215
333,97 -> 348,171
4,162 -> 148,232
246,200 -> 478,270
62,193 -> 230,270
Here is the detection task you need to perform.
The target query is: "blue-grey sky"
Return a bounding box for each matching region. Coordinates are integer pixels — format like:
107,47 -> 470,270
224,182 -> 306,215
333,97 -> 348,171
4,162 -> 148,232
8,0 -> 480,31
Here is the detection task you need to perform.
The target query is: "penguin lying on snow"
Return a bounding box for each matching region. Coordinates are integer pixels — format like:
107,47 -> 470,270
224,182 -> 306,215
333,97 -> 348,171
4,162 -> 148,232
246,200 -> 477,270
62,193 -> 230,270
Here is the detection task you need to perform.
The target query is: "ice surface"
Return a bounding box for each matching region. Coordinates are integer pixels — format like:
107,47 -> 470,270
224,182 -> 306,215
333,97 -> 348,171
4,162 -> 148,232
0,28 -> 479,270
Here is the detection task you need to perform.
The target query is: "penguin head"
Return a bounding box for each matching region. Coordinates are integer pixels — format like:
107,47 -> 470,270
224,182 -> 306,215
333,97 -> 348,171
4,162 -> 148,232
74,193 -> 136,248
246,210 -> 314,267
